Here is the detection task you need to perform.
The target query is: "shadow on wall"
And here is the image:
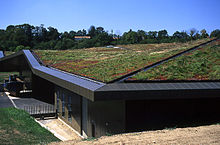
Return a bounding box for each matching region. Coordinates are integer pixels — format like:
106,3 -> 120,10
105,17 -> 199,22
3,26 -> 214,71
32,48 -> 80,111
125,98 -> 220,132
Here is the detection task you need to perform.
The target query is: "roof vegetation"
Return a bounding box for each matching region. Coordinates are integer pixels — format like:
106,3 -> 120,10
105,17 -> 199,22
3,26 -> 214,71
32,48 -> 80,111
131,40 -> 220,81
34,38 -> 214,82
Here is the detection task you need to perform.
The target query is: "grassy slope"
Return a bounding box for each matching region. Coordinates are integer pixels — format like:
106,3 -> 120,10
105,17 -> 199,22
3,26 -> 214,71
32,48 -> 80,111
0,108 -> 59,145
132,40 -> 220,80
35,39 -> 211,82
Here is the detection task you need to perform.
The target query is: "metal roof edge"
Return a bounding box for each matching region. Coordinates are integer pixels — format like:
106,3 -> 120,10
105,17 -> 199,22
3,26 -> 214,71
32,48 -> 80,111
0,50 -> 106,101
96,82 -> 220,92
94,82 -> 220,101
0,51 -> 4,58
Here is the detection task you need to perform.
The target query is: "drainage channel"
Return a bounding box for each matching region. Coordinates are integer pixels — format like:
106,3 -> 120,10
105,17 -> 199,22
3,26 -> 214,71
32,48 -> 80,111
109,38 -> 218,83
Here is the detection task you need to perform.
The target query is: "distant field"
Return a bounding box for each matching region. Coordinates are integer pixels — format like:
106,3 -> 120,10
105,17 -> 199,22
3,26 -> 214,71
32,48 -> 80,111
4,51 -> 15,56
0,108 -> 59,145
0,72 -> 18,83
132,40 -> 220,80
35,38 -> 212,82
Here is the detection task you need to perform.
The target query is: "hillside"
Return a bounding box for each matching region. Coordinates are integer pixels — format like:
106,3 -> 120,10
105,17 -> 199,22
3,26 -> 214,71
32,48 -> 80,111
0,108 -> 59,144
34,38 -> 213,82
51,124 -> 220,145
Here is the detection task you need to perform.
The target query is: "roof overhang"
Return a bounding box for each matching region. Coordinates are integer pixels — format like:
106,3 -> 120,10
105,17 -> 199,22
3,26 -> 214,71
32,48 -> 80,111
94,82 -> 220,101
1,50 -> 220,102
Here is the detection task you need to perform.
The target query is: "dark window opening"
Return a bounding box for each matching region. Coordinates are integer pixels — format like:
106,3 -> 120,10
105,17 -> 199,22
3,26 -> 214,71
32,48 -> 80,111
62,92 -> 65,117
68,95 -> 72,122
92,123 -> 95,137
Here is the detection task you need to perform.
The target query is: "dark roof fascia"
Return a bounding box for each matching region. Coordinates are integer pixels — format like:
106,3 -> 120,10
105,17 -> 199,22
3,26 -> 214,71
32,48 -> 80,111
0,50 -> 105,101
94,82 -> 220,101
0,51 -> 23,61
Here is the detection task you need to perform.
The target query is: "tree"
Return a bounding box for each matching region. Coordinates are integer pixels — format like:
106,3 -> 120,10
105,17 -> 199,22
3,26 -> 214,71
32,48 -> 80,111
200,29 -> 208,38
172,31 -> 189,42
210,29 -> 220,38
137,30 -> 146,42
122,29 -> 139,44
96,27 -> 104,34
147,31 -> 158,39
47,27 -> 60,40
88,25 -> 96,38
15,45 -> 25,52
158,30 -> 168,39
189,28 -> 197,40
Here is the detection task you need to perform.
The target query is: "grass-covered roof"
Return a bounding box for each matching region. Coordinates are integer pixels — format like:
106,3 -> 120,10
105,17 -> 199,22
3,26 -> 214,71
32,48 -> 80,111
131,40 -> 220,81
34,38 -> 218,82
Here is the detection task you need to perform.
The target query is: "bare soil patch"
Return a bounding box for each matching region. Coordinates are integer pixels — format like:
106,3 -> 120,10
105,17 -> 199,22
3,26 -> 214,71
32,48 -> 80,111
51,124 -> 220,145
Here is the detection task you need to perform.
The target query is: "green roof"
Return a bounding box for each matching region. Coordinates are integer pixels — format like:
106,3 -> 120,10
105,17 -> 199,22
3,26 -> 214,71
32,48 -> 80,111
131,40 -> 220,81
34,38 -> 217,82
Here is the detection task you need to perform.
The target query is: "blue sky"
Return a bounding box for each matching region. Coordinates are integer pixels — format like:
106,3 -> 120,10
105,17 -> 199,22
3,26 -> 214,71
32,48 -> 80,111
0,0 -> 220,35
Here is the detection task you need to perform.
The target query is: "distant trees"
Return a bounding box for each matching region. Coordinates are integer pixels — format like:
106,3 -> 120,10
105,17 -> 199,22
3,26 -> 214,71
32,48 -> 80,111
0,23 -> 218,51
200,29 -> 208,38
210,29 -> 220,38
173,31 -> 190,42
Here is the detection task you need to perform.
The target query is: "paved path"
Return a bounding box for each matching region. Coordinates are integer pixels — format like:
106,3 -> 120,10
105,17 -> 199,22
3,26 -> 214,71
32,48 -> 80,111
0,92 -> 14,108
38,118 -> 82,141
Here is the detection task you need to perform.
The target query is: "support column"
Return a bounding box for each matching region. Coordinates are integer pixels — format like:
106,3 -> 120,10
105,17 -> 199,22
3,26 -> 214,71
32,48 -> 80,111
81,97 -> 88,138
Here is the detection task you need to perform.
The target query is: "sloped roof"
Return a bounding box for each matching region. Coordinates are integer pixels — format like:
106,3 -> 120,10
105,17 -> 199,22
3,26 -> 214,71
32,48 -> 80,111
130,39 -> 220,81
0,39 -> 220,101
34,38 -> 214,83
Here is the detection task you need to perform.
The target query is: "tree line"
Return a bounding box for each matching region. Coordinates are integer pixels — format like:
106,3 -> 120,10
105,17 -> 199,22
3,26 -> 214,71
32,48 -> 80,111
0,24 -> 219,51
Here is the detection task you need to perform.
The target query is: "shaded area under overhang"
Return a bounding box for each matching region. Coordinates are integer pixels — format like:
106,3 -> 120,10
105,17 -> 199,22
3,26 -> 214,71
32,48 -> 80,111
0,51 -> 30,72
94,82 -> 220,101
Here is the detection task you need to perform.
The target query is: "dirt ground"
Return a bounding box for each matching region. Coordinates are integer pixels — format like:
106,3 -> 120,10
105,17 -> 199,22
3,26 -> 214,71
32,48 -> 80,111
51,124 -> 220,145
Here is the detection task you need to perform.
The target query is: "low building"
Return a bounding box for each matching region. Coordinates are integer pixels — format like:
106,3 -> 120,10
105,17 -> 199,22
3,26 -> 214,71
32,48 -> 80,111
74,36 -> 91,40
0,39 -> 220,138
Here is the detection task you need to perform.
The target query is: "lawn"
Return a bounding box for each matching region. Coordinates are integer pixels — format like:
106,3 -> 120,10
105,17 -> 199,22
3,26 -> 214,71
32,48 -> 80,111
34,38 -> 212,82
131,40 -> 220,80
0,107 -> 59,145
